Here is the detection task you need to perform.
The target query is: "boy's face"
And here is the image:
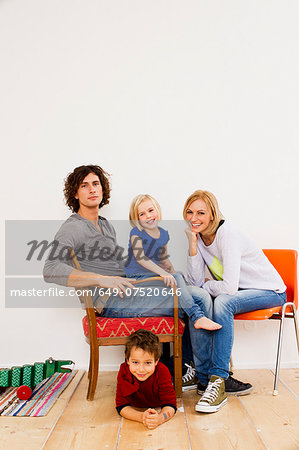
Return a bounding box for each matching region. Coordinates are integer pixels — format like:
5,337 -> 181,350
127,346 -> 158,381
75,172 -> 103,209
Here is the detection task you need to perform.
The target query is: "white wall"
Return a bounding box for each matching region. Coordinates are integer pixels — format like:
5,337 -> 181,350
1,0 -> 298,371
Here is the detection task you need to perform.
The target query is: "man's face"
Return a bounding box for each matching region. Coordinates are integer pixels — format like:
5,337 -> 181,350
75,173 -> 103,209
127,347 -> 158,381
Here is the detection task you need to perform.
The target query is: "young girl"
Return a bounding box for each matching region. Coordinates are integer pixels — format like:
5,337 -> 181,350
125,194 -> 221,331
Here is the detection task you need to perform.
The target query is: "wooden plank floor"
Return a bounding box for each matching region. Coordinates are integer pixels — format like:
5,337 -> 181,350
1,369 -> 299,450
0,370 -> 85,450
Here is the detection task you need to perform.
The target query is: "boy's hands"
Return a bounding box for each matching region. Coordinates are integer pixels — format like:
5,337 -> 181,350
142,408 -> 162,429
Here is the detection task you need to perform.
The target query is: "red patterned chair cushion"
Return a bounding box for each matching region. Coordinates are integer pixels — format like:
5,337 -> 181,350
82,316 -> 185,338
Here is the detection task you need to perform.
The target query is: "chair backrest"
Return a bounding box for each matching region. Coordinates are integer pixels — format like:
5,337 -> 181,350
263,249 -> 298,308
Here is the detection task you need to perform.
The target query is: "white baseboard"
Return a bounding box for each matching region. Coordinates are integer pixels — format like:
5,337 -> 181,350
231,361 -> 299,370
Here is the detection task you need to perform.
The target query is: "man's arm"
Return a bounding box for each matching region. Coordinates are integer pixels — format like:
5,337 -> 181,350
43,220 -> 135,297
66,268 -> 135,297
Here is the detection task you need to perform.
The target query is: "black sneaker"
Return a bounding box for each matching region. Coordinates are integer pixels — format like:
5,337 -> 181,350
182,362 -> 198,391
197,380 -> 208,395
197,372 -> 253,396
224,374 -> 253,396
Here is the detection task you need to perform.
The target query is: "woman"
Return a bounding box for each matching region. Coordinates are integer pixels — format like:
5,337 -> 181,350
183,190 -> 286,414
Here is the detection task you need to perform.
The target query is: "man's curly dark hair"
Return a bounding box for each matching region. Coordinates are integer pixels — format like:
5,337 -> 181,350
63,165 -> 111,213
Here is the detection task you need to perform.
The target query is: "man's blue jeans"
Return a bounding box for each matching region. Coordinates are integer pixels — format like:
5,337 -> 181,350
101,274 -> 210,324
188,287 -> 287,384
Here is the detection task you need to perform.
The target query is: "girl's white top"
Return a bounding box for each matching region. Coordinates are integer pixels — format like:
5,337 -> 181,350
187,221 -> 286,297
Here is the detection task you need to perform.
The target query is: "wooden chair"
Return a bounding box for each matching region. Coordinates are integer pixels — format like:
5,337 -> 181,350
234,249 -> 299,395
70,250 -> 185,401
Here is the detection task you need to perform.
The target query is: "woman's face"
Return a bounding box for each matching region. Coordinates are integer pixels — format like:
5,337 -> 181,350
185,199 -> 214,235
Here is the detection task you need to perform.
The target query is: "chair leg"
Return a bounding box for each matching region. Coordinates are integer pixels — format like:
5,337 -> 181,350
87,341 -> 99,401
273,302 -> 291,395
293,307 -> 299,354
88,357 -> 92,380
174,336 -> 182,398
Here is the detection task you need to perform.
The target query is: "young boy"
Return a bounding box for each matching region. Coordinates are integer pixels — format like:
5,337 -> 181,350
115,329 -> 177,429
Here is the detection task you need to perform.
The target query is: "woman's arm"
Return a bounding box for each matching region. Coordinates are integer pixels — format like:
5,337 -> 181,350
185,229 -> 206,287
185,227 -> 198,257
131,236 -> 176,287
203,227 -> 242,296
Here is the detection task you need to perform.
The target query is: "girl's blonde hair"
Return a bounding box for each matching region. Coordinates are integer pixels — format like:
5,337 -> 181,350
129,194 -> 162,230
183,190 -> 224,235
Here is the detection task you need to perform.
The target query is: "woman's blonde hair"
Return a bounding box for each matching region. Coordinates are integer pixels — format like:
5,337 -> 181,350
129,194 -> 162,230
183,190 -> 224,235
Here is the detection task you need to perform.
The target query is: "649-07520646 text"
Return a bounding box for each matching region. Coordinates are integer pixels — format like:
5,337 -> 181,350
9,286 -> 182,298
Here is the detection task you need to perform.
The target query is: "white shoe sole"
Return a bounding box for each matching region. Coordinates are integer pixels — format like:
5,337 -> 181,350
182,384 -> 198,391
195,397 -> 227,413
197,386 -> 253,396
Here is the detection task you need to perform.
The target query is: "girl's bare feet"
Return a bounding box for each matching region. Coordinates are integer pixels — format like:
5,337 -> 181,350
194,317 -> 222,330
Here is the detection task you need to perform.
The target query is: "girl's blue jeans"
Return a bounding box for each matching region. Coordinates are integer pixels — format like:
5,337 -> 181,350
187,287 -> 287,384
101,271 -> 209,325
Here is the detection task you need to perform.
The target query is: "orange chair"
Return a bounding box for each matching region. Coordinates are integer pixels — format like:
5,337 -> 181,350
234,249 -> 299,395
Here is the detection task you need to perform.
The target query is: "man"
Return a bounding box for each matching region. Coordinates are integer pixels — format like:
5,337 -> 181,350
44,164 -> 194,316
44,164 -> 252,412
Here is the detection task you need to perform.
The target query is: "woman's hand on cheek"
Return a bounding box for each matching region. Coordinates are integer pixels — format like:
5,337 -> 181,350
185,227 -> 198,242
185,227 -> 198,256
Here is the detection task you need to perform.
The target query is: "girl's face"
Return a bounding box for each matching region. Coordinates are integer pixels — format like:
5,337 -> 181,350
185,199 -> 214,235
137,199 -> 159,231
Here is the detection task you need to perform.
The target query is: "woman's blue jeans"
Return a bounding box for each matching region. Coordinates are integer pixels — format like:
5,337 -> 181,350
188,287 -> 287,384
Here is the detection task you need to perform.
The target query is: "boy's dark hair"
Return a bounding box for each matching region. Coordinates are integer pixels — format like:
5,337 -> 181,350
125,329 -> 161,361
63,165 -> 111,213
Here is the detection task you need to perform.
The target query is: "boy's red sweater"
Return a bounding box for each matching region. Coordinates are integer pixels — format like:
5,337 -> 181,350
115,361 -> 177,413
